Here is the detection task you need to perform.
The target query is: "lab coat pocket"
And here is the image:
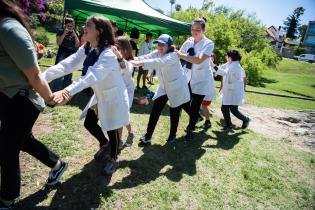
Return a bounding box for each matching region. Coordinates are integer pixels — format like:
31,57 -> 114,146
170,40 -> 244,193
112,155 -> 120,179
167,78 -> 182,96
103,86 -> 120,105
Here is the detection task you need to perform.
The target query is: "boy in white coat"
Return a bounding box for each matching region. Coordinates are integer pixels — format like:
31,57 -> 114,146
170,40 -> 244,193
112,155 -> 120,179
216,49 -> 250,132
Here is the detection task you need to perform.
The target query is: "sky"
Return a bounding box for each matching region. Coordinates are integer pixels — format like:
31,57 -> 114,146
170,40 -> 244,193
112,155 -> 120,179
145,0 -> 315,27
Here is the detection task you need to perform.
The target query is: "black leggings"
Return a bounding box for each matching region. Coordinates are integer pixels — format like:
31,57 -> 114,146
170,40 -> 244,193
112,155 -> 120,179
0,92 -> 59,200
145,95 -> 190,139
83,108 -> 119,160
182,93 -> 205,131
84,108 -> 108,147
221,105 -> 248,126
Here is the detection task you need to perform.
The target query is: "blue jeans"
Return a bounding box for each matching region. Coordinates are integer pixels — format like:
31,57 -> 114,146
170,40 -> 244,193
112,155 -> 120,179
51,51 -> 74,91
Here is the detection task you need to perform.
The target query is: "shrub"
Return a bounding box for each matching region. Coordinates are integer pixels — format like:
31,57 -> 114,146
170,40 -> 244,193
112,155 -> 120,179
241,51 -> 266,86
34,31 -> 49,46
293,46 -> 307,55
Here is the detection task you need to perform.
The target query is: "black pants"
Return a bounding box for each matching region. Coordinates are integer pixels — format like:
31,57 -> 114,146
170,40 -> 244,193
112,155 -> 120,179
84,108 -> 108,147
145,95 -> 190,139
182,92 -> 205,131
221,105 -> 248,127
0,92 -> 59,200
83,108 -> 119,160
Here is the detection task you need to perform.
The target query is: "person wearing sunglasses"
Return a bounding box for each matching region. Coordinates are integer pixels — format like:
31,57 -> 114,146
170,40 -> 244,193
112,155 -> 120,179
176,17 -> 214,141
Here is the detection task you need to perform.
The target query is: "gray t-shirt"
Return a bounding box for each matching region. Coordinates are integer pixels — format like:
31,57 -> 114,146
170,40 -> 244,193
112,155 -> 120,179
0,18 -> 45,111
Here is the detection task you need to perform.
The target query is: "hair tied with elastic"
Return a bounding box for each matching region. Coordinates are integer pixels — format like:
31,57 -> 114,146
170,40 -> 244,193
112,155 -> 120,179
201,17 -> 207,23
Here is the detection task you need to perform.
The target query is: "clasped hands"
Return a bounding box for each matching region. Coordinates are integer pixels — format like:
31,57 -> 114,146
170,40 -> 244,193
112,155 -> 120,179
46,89 -> 71,107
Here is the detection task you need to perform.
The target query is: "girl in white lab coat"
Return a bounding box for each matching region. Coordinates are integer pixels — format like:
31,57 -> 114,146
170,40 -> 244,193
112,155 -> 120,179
177,17 -> 215,141
113,36 -> 135,147
130,34 -> 191,146
216,49 -> 250,132
43,16 -> 130,175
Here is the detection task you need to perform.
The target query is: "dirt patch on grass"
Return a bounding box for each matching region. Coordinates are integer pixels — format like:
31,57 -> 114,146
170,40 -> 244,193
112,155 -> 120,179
213,104 -> 315,153
32,113 -> 54,137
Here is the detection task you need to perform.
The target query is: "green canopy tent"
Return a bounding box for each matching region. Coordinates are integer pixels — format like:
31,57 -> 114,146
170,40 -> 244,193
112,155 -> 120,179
64,0 -> 191,35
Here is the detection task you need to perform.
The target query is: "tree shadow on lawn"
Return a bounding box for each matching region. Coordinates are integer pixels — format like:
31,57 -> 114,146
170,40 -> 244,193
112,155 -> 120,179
111,131 -> 211,190
16,160 -> 113,210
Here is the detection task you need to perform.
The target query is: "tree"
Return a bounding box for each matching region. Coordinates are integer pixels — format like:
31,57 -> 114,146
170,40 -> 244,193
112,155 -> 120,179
201,0 -> 214,11
283,7 -> 305,39
175,4 -> 182,12
298,24 -> 308,43
170,0 -> 175,14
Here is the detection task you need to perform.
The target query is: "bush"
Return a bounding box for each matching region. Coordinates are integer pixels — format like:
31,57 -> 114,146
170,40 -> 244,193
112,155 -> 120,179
293,46 -> 307,55
34,31 -> 49,46
241,51 -> 266,86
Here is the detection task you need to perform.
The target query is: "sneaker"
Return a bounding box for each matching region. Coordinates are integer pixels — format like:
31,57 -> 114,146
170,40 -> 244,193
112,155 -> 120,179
124,133 -> 134,147
202,120 -> 211,129
102,159 -> 118,175
185,130 -> 194,141
197,115 -> 203,123
138,135 -> 151,147
0,200 -> 14,210
166,135 -> 176,144
46,160 -> 68,186
222,125 -> 233,132
241,118 -> 251,129
94,143 -> 110,161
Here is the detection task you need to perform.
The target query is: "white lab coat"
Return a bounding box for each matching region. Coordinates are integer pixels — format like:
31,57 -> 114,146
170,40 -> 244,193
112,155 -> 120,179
121,60 -> 134,108
42,46 -> 130,131
203,66 -> 216,101
180,36 -> 214,96
137,51 -> 190,108
216,61 -> 245,105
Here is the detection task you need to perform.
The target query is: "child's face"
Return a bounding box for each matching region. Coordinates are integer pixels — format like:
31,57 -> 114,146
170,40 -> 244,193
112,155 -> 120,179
84,19 -> 99,43
157,43 -> 168,55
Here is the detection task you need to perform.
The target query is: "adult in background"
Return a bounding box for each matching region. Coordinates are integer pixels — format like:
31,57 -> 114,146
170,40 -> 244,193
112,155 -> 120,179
137,32 -> 153,90
216,49 -> 250,132
0,1 -> 68,209
51,17 -> 80,91
177,17 -> 214,141
129,28 -> 140,78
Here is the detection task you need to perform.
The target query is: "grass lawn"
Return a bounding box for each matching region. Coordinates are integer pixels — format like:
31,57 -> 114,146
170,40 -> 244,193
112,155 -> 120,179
16,96 -> 315,209
13,34 -> 314,209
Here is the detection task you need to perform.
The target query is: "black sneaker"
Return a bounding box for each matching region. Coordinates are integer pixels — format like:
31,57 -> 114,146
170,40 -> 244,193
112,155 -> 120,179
202,120 -> 211,129
124,133 -> 134,147
138,135 -> 151,147
46,160 -> 68,186
94,143 -> 110,161
185,130 -> 194,141
222,125 -> 233,132
102,159 -> 119,175
166,135 -> 176,144
241,118 -> 251,129
0,200 -> 14,210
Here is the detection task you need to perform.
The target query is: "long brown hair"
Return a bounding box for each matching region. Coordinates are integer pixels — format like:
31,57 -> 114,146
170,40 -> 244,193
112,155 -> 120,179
84,15 -> 115,56
115,36 -> 134,61
0,0 -> 33,40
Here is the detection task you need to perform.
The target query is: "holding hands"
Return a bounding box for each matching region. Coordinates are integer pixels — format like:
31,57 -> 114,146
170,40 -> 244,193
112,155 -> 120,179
46,89 -> 71,107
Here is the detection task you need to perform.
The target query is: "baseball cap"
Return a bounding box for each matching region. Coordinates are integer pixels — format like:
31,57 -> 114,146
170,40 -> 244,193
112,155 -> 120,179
153,34 -> 173,46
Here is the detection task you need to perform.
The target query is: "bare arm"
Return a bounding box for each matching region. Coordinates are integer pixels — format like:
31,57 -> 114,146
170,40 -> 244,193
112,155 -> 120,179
56,30 -> 67,46
23,65 -> 56,105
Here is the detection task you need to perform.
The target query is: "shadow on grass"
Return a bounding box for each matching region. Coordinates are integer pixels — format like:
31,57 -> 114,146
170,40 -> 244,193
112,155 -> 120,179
259,77 -> 278,87
202,119 -> 247,150
17,160 -> 112,210
111,131 -> 211,190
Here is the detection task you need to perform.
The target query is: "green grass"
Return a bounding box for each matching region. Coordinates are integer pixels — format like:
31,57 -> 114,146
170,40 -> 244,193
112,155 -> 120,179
16,32 -> 315,208
16,96 -> 315,209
